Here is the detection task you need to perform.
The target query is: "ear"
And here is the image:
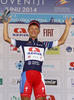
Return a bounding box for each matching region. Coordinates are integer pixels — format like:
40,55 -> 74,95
27,29 -> 29,33
38,30 -> 40,34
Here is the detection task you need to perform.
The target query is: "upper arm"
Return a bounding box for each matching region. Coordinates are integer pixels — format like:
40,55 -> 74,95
57,40 -> 63,46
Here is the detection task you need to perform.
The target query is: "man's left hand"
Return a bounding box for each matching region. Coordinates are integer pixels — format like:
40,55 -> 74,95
65,17 -> 73,28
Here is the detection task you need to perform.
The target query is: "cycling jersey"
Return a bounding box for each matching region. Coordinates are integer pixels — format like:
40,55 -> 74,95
11,37 -> 58,98
11,38 -> 58,72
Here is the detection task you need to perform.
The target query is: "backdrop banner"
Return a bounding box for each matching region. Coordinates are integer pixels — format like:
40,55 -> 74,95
0,0 -> 74,100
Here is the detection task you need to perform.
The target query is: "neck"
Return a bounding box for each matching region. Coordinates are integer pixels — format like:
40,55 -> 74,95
29,37 -> 37,40
32,38 -> 36,40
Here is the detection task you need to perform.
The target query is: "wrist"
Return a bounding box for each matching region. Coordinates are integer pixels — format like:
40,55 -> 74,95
4,22 -> 8,25
66,25 -> 70,29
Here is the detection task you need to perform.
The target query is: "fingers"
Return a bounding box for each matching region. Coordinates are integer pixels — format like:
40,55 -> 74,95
8,17 -> 11,21
0,16 -> 2,20
68,17 -> 72,22
68,17 -> 73,24
8,17 -> 11,23
65,17 -> 68,23
66,17 -> 68,21
66,17 -> 73,24
66,17 -> 71,21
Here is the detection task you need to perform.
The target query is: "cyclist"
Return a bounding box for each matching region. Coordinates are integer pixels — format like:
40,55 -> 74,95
0,17 -> 73,100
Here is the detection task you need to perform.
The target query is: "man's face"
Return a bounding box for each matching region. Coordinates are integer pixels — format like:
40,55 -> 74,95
28,24 -> 40,39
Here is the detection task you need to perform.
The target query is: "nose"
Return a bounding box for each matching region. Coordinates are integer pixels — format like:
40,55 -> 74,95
32,29 -> 36,32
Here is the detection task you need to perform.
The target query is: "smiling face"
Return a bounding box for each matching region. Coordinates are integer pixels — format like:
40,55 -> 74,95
28,24 -> 40,39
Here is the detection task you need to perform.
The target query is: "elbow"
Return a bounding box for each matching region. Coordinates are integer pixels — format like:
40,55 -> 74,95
61,41 -> 65,45
58,40 -> 65,45
3,37 -> 11,43
4,37 -> 8,42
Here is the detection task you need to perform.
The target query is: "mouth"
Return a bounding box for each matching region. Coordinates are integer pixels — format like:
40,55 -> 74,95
32,33 -> 36,35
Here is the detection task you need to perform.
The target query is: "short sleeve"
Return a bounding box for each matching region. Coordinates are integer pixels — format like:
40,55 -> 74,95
42,40 -> 58,50
11,38 -> 26,48
11,38 -> 16,47
52,40 -> 58,48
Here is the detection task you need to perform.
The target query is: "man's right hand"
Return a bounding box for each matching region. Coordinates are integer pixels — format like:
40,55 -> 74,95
0,16 -> 11,44
0,16 -> 11,24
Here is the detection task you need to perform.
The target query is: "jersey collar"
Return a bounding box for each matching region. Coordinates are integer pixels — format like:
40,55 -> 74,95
28,38 -> 38,43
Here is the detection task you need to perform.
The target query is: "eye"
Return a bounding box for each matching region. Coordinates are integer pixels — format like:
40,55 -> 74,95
35,28 -> 39,31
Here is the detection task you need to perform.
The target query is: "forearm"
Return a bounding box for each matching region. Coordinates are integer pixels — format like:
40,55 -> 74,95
58,25 -> 70,46
3,23 -> 11,43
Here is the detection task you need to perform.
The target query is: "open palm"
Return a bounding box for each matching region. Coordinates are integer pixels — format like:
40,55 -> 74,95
65,17 -> 73,28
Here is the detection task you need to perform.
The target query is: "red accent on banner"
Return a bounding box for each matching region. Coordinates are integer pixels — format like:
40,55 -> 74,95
14,28 -> 27,33
70,62 -> 74,67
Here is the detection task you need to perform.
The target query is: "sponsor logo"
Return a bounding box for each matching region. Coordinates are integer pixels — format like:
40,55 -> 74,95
28,61 -> 31,65
70,62 -> 74,67
25,47 -> 43,61
29,47 -> 40,52
13,28 -> 29,36
45,95 -> 56,100
28,47 -> 42,56
10,96 -> 21,100
45,79 -> 57,85
10,79 -> 20,85
69,62 -> 74,70
28,61 -> 40,65
15,61 -> 23,70
10,45 -> 20,52
43,29 -> 54,37
55,0 -> 70,6
28,56 -> 31,58
46,47 -> 60,55
71,78 -> 74,87
42,87 -> 45,92
14,28 -> 26,33
36,44 -> 43,46
25,87 -> 28,92
10,45 -> 17,51
0,78 -> 3,85
66,46 -> 72,52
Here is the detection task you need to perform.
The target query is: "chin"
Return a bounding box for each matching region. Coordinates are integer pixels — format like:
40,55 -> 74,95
31,35 -> 37,38
32,37 -> 36,38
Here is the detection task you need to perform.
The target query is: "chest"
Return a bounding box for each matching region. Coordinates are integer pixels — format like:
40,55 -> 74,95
24,46 -> 44,61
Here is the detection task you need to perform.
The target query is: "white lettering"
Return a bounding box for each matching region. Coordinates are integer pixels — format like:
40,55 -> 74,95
10,0 -> 15,4
0,0 -> 45,5
37,0 -> 39,6
17,0 -> 21,5
1,0 -> 7,4
24,0 -> 30,5
42,0 -> 44,5
33,0 -> 35,5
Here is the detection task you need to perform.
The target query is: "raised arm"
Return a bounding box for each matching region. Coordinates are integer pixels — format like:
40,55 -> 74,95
0,17 -> 11,44
58,17 -> 73,46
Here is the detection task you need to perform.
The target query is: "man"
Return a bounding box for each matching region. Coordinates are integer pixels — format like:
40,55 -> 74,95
0,17 -> 73,100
